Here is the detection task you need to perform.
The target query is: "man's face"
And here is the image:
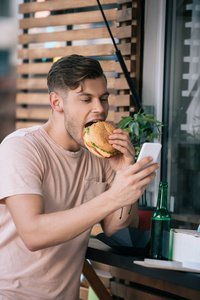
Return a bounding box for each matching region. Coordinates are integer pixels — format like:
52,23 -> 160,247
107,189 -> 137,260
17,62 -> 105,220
62,76 -> 109,147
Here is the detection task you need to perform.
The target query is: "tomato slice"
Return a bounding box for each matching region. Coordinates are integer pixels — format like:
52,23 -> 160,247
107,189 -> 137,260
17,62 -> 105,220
84,137 -> 103,157
84,134 -> 116,158
85,141 -> 93,148
93,148 -> 104,157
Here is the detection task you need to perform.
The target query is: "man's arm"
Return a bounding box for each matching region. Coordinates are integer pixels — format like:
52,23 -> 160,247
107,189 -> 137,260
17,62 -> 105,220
99,128 -> 155,236
5,157 -> 158,251
5,192 -> 115,251
100,202 -> 139,237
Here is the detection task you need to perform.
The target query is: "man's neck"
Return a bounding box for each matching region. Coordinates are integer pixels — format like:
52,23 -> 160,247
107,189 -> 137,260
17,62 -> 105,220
43,117 -> 80,152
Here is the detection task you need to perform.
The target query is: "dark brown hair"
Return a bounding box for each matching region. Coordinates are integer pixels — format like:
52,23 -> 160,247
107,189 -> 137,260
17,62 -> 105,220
47,54 -> 106,94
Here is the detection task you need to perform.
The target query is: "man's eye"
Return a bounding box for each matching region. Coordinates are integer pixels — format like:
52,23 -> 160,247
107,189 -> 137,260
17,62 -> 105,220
101,98 -> 108,102
81,99 -> 90,102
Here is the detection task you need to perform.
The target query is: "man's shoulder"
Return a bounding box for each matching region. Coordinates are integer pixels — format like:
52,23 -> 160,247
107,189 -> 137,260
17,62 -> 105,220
0,126 -> 45,157
2,125 -> 42,144
0,126 -> 47,172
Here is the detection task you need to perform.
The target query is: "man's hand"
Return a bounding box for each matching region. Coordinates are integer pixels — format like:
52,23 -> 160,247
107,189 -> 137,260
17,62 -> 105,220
108,157 -> 159,209
101,157 -> 159,236
108,128 -> 135,172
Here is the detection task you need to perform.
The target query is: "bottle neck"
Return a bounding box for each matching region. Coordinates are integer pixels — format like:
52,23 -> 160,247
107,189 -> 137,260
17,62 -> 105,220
156,182 -> 168,209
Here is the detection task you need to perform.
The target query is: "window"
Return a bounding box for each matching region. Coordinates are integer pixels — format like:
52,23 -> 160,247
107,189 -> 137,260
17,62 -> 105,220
0,50 -> 10,78
163,0 -> 200,222
0,0 -> 10,17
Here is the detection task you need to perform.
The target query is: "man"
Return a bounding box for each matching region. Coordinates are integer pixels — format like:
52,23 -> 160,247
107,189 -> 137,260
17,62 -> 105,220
0,55 -> 159,299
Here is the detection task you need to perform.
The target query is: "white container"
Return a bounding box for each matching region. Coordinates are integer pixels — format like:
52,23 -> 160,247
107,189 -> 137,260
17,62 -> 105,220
170,229 -> 200,264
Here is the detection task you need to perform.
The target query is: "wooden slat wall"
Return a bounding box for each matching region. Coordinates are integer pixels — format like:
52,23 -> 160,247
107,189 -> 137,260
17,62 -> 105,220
16,0 -> 144,129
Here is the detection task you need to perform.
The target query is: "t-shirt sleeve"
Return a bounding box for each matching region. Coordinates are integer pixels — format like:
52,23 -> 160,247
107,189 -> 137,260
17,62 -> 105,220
0,136 -> 44,200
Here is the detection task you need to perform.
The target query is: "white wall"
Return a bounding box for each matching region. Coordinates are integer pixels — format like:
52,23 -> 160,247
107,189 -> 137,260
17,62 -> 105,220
142,0 -> 166,205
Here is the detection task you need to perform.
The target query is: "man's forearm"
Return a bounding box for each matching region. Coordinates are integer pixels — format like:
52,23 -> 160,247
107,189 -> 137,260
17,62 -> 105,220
5,191 -> 122,251
101,202 -> 139,237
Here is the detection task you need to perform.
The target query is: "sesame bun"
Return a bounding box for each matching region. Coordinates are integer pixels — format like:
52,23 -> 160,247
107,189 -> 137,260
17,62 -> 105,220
83,121 -> 119,158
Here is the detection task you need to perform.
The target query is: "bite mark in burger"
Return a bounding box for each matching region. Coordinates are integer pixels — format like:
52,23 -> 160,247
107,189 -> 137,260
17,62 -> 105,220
83,121 -> 120,158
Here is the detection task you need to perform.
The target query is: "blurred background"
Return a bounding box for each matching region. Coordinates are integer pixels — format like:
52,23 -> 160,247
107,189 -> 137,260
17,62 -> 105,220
0,0 -> 22,140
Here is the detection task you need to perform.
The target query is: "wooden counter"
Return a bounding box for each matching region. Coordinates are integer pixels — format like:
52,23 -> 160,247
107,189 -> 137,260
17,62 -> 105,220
86,238 -> 200,300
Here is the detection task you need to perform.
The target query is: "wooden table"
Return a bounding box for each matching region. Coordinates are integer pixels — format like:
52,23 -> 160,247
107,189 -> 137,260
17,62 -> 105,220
84,238 -> 200,300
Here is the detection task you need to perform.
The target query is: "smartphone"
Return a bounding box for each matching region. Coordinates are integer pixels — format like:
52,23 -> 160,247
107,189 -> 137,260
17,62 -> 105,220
137,143 -> 162,169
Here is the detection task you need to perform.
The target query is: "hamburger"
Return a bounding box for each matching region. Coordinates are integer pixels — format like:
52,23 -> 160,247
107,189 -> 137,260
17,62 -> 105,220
83,121 -> 120,158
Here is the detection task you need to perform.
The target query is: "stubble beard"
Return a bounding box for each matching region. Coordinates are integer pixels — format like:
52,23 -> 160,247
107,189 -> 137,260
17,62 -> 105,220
63,113 -> 84,148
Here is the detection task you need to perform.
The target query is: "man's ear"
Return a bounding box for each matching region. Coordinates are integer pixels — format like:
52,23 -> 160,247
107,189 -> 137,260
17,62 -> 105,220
49,92 -> 63,112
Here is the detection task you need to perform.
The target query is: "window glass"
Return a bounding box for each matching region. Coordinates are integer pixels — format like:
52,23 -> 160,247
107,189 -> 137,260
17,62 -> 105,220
167,0 -> 200,217
0,0 -> 10,17
0,50 -> 10,77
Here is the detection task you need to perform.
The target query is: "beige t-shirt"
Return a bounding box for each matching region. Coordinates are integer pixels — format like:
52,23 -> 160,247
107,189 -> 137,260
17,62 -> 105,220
0,126 -> 115,300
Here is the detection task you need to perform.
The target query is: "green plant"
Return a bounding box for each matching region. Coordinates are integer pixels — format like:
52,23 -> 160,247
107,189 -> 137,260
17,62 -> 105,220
117,111 -> 164,159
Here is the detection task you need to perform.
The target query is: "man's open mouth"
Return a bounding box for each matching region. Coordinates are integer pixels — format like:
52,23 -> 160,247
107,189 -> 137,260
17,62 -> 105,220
84,120 -> 103,128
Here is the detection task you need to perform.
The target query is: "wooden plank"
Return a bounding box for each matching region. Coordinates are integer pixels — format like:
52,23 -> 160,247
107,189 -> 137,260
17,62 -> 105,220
17,60 -> 116,75
19,0 -> 117,14
89,261 -> 111,274
79,286 -> 88,300
15,111 -> 114,129
116,25 -> 136,39
114,94 -> 131,106
107,110 -> 114,122
110,267 -> 200,300
82,259 -> 113,300
18,43 -> 131,60
19,26 -> 116,45
115,60 -> 132,73
17,78 -> 48,90
110,281 -> 171,300
108,94 -> 114,106
116,7 -> 133,22
118,43 -> 134,55
110,281 -> 126,298
16,93 -> 114,106
114,111 -> 130,123
16,107 -> 51,120
15,121 -> 45,130
115,77 -> 136,90
116,7 -> 136,24
107,78 -> 116,90
17,77 -> 115,90
18,44 -> 115,60
17,63 -> 52,75
118,0 -> 136,5
127,287 -> 169,300
16,93 -> 50,105
19,9 -> 117,29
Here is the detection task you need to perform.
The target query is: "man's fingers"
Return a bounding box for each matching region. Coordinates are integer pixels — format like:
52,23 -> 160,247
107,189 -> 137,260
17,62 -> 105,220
124,157 -> 159,177
109,129 -> 129,142
109,129 -> 135,156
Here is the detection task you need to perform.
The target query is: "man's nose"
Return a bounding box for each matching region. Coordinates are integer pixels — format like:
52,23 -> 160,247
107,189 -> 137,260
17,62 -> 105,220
92,99 -> 105,113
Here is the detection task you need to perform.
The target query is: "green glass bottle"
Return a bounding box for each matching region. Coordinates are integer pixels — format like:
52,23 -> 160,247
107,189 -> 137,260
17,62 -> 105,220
150,182 -> 171,260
